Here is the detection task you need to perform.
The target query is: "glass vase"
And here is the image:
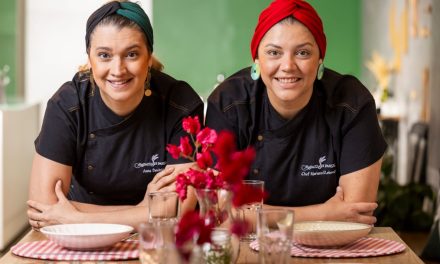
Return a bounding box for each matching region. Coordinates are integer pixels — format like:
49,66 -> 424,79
195,189 -> 240,264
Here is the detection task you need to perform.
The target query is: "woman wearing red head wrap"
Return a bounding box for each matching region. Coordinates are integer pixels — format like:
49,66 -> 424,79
206,0 -> 386,224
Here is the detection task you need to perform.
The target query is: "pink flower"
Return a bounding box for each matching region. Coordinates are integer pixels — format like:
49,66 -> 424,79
176,173 -> 189,200
196,128 -> 217,151
175,211 -> 214,261
176,211 -> 213,247
182,116 -> 201,134
166,144 -> 181,159
204,170 -> 222,189
196,151 -> 213,169
179,136 -> 193,157
187,169 -> 208,189
167,115 -> 267,251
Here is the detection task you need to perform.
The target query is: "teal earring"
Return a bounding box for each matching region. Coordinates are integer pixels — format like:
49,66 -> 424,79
317,63 -> 325,80
250,62 -> 260,80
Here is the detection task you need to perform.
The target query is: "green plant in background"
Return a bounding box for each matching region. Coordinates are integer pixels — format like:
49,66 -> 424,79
375,152 -> 436,231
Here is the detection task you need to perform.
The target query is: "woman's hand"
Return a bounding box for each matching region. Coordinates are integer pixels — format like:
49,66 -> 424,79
27,180 -> 81,229
147,166 -> 177,193
146,163 -> 198,194
139,163 -> 198,207
323,186 -> 378,225
136,166 -> 177,207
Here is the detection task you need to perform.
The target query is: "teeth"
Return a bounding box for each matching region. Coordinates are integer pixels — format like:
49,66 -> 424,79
110,80 -> 129,85
276,78 -> 298,83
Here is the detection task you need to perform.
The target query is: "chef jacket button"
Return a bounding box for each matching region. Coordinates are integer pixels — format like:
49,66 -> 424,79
87,165 -> 94,170
257,135 -> 263,141
253,169 -> 259,175
90,133 -> 96,139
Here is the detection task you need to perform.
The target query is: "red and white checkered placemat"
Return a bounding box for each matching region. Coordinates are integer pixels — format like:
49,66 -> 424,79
11,240 -> 139,261
249,237 -> 406,258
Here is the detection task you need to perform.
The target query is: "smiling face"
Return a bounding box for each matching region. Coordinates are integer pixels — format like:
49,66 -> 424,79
88,24 -> 152,116
257,18 -> 321,119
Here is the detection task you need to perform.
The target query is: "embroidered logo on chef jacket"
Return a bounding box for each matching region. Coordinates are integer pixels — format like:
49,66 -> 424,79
134,153 -> 167,174
300,155 -> 336,177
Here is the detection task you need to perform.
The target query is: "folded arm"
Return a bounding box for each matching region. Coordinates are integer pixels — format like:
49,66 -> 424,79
263,158 -> 383,225
29,153 -> 136,210
27,153 -> 197,228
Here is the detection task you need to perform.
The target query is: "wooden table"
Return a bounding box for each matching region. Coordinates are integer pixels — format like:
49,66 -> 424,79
0,227 -> 424,263
237,227 -> 424,264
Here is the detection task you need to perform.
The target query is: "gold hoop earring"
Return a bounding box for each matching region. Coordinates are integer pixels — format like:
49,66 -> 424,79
145,68 -> 152,96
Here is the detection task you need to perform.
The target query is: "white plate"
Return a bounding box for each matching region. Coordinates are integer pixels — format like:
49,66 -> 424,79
293,221 -> 372,247
40,223 -> 134,250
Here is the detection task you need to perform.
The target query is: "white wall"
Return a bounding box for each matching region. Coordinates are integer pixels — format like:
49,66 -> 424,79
0,103 -> 39,250
362,0 -> 433,184
25,0 -> 152,125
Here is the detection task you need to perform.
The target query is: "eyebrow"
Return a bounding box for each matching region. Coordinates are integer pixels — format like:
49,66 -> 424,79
94,44 -> 142,51
264,42 -> 314,49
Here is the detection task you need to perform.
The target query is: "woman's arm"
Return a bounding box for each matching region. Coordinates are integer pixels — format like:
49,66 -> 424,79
27,153 -> 142,227
338,158 -> 382,204
28,180 -> 148,227
29,153 -> 137,211
28,156 -> 197,228
29,153 -> 72,204
262,158 -> 383,225
263,188 -> 377,224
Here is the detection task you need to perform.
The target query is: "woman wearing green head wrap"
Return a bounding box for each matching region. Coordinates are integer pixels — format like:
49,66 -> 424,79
27,1 -> 203,228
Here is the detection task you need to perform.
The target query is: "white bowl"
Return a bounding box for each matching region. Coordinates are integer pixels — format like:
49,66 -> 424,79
293,221 -> 372,247
40,223 -> 134,250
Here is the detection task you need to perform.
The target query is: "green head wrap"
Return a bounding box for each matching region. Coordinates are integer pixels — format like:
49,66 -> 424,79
86,1 -> 153,52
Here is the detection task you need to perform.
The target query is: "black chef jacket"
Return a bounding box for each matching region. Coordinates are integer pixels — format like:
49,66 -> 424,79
35,69 -> 203,205
206,67 -> 387,206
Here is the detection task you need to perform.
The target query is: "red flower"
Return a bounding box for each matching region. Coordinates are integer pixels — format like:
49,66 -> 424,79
230,218 -> 250,237
204,170 -> 222,189
167,115 -> 267,252
196,151 -> 213,169
166,144 -> 181,159
220,148 -> 256,185
176,211 -> 213,248
231,183 -> 267,207
213,131 -> 236,166
187,169 -> 208,189
176,173 -> 189,200
196,128 -> 217,152
182,116 -> 201,134
179,136 -> 193,158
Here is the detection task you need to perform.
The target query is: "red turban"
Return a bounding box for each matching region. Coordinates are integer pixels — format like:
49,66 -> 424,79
250,0 -> 326,60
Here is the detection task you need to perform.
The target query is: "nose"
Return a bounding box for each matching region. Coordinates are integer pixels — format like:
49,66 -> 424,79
280,54 -> 297,72
110,57 -> 127,76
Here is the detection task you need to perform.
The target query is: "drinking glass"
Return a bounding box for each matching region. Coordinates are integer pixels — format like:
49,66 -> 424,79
148,191 -> 179,225
240,180 -> 264,241
138,222 -> 181,264
257,208 -> 294,264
